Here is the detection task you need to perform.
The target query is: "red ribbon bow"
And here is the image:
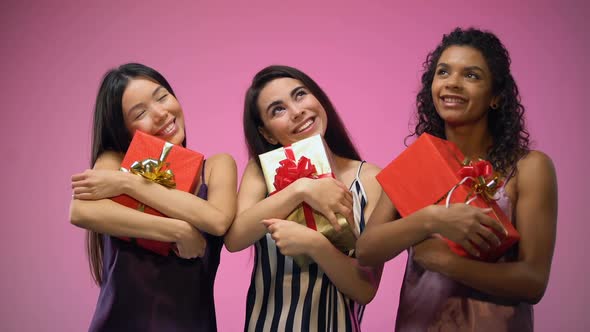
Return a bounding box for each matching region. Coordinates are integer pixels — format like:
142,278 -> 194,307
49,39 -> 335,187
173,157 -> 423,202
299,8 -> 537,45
456,159 -> 502,201
270,147 -> 327,230
457,160 -> 493,183
273,156 -> 318,191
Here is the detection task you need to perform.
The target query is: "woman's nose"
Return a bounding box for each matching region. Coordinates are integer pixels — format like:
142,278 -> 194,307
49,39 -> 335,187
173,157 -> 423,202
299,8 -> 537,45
150,104 -> 168,123
445,73 -> 462,90
290,105 -> 305,120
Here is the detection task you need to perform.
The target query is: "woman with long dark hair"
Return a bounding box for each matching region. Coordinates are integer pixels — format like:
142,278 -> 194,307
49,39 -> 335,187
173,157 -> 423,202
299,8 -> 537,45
225,65 -> 383,331
69,63 -> 237,331
357,28 -> 557,331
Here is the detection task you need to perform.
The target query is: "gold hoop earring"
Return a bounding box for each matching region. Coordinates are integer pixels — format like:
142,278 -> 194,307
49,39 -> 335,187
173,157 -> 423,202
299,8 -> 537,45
490,102 -> 499,110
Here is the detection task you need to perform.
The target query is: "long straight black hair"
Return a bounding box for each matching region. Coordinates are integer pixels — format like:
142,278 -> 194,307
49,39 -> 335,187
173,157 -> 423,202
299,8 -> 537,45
243,65 -> 361,165
87,63 -> 185,285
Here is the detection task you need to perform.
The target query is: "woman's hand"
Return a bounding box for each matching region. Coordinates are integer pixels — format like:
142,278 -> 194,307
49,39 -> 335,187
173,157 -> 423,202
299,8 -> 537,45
428,204 -> 507,257
412,237 -> 454,272
261,218 -> 322,257
174,223 -> 207,259
71,169 -> 128,200
296,177 -> 354,232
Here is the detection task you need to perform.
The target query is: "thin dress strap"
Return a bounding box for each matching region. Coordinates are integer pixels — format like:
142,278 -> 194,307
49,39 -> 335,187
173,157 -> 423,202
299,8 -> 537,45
355,160 -> 366,180
201,159 -> 207,184
348,160 -> 365,190
195,159 -> 208,198
502,155 -> 525,188
350,160 -> 367,234
348,160 -> 366,190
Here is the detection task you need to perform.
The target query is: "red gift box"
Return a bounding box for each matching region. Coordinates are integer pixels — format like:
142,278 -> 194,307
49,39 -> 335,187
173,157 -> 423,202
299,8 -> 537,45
376,133 -> 520,261
111,130 -> 204,256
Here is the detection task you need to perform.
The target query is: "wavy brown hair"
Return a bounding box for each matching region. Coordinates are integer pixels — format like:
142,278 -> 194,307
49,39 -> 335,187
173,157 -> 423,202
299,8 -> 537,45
410,27 -> 530,175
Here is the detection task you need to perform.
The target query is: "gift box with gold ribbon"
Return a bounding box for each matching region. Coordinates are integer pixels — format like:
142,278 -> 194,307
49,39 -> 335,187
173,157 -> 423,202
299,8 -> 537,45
111,130 -> 204,256
259,135 -> 359,266
376,133 -> 520,261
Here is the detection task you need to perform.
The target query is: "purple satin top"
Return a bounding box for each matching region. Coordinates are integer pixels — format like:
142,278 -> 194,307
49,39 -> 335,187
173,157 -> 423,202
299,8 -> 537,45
395,186 -> 533,332
89,161 -> 222,332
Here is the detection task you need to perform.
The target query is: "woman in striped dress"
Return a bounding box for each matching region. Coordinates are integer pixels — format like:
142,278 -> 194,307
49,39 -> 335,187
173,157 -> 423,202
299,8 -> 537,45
225,65 -> 383,332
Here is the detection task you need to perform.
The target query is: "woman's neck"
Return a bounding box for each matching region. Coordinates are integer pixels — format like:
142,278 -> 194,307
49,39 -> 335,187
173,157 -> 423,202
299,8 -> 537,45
325,145 -> 357,183
445,122 -> 493,160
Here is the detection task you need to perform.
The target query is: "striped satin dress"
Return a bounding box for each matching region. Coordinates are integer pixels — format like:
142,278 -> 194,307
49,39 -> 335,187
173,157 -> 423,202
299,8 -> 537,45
245,161 -> 369,332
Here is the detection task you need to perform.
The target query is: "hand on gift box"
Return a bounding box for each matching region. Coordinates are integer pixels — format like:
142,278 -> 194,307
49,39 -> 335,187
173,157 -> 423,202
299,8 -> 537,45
413,237 -> 454,272
72,169 -> 129,200
429,204 -> 508,257
262,218 -> 322,257
297,177 -> 354,232
174,222 -> 207,259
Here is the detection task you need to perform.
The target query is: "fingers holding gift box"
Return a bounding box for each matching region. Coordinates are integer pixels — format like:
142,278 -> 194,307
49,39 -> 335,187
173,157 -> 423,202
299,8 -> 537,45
284,202 -> 357,266
262,218 -> 322,256
377,134 -> 520,261
426,203 -> 507,257
295,177 -> 355,232
71,169 -> 129,200
259,135 -> 359,266
111,130 -> 204,256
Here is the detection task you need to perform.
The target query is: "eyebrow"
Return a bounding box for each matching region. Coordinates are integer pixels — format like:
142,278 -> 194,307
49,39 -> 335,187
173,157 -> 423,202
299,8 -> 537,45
127,86 -> 165,115
264,85 -> 305,113
152,85 -> 165,97
464,66 -> 485,72
437,63 -> 485,72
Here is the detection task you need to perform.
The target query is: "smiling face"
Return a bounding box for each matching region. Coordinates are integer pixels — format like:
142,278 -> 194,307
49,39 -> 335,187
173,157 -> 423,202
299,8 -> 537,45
431,45 -> 499,128
121,77 -> 185,145
256,77 -> 328,146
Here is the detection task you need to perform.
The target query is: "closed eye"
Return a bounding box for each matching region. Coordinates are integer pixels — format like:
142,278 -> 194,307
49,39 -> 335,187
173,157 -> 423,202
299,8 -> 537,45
135,109 -> 147,120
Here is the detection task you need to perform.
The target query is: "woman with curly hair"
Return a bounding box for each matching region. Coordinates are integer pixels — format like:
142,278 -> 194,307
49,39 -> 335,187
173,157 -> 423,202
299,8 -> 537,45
356,28 -> 557,331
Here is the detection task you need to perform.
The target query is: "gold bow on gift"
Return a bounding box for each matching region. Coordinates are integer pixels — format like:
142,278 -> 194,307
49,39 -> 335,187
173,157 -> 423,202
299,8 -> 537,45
437,158 -> 504,208
121,141 -> 177,189
457,158 -> 502,203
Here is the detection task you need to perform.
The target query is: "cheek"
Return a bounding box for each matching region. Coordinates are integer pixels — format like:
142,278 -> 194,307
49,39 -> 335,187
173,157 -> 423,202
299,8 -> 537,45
128,119 -> 152,134
471,91 -> 491,108
273,120 -> 291,137
260,119 -> 284,139
311,98 -> 325,113
432,79 -> 443,92
171,101 -> 184,117
175,113 -> 185,127
122,119 -> 135,135
430,83 -> 440,101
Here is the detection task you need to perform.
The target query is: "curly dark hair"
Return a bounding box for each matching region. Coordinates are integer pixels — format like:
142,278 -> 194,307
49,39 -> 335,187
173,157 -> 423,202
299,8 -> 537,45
410,27 -> 530,175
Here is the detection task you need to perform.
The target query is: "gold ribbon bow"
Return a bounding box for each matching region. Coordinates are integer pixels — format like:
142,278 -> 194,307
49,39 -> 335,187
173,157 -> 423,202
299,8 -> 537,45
121,141 -> 176,189
458,158 -> 502,203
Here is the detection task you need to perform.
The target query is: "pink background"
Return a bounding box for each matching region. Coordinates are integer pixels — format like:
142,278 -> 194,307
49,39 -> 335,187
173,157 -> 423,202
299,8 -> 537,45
1,0 -> 587,330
